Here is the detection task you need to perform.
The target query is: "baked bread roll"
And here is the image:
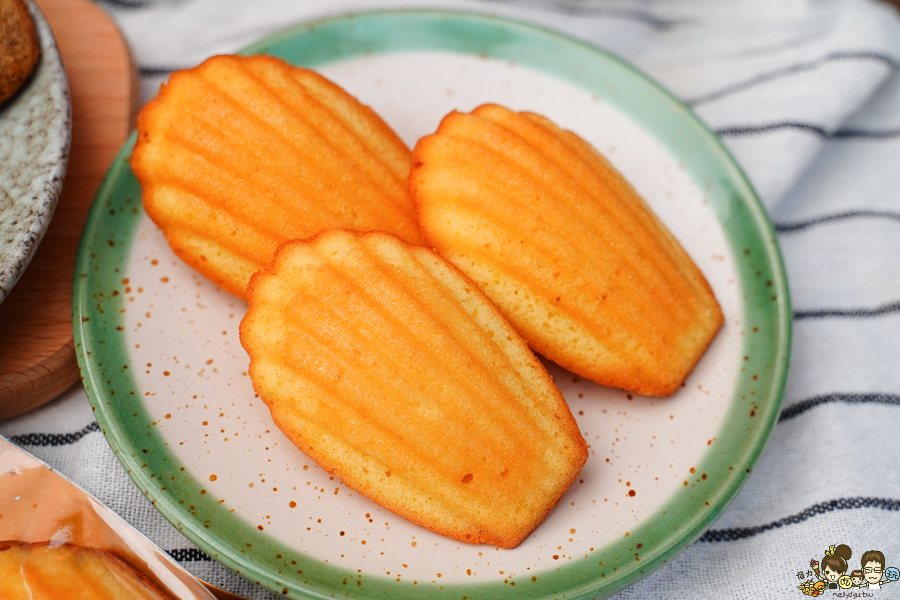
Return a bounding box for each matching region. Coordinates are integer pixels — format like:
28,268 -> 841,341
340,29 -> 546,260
0,0 -> 40,106
410,104 -> 723,396
131,54 -> 423,299
0,541 -> 173,599
240,229 -> 587,548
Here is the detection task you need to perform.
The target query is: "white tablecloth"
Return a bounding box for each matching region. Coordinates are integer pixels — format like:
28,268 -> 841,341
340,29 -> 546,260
3,0 -> 900,597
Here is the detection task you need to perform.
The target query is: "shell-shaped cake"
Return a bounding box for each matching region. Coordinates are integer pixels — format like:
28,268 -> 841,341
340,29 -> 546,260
0,541 -> 173,599
240,230 -> 588,548
131,54 -> 423,299
410,104 -> 723,396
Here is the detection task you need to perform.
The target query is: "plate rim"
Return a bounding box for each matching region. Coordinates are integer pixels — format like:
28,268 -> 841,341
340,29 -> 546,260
73,8 -> 791,599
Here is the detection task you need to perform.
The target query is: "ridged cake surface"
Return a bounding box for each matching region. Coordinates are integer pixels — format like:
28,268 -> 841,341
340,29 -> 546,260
131,54 -> 423,299
410,104 -> 723,396
239,229 -> 588,548
0,541 -> 173,599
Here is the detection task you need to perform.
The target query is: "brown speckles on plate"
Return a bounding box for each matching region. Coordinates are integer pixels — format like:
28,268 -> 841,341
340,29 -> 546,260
70,26 -> 790,598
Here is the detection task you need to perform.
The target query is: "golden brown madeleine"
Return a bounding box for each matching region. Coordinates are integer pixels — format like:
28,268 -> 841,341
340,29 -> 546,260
0,0 -> 41,107
0,541 -> 173,600
410,104 -> 723,396
240,230 -> 587,548
131,54 -> 423,299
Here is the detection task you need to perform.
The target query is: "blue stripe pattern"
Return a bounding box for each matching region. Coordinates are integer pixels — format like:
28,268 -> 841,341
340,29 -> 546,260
716,122 -> 900,139
774,210 -> 900,233
687,51 -> 898,106
9,422 -> 100,447
779,393 -> 900,422
699,497 -> 900,542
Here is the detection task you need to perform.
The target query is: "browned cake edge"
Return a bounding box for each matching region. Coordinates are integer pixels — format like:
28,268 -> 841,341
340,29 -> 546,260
0,0 -> 41,107
409,106 -> 724,397
131,54 -> 420,301
0,540 -> 174,599
240,229 -> 588,548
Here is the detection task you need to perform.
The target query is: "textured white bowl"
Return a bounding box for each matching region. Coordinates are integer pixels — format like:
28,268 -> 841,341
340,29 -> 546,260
0,0 -> 71,303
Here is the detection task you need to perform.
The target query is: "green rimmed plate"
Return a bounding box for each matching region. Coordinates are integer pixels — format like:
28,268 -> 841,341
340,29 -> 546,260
73,10 -> 790,599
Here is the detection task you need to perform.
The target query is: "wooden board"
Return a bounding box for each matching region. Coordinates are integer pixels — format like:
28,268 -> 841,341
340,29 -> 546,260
0,0 -> 136,420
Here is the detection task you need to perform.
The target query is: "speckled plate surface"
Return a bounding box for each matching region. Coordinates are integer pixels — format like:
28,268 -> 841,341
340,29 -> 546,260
74,11 -> 791,600
0,0 -> 71,303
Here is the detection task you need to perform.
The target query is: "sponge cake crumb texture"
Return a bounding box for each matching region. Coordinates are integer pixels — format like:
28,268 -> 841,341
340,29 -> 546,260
410,104 -> 723,396
240,230 -> 588,548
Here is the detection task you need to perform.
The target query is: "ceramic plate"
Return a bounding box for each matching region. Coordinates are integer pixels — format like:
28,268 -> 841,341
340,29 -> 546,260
74,11 -> 791,599
0,0 -> 71,303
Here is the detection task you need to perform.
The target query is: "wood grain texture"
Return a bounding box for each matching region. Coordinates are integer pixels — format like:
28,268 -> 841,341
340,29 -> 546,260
0,0 -> 135,419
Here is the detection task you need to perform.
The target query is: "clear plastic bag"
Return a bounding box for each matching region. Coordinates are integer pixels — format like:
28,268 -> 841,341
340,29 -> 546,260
0,435 -> 216,599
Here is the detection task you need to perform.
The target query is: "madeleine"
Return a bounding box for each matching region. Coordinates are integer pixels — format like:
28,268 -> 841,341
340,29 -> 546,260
240,230 -> 587,548
131,54 -> 422,299
0,541 -> 172,599
410,104 -> 723,396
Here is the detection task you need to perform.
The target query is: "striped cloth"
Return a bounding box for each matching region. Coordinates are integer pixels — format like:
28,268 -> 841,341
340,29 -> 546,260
2,0 -> 899,597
